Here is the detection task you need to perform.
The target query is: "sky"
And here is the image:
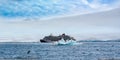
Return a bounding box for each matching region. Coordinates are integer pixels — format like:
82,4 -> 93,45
0,0 -> 120,42
0,0 -> 120,20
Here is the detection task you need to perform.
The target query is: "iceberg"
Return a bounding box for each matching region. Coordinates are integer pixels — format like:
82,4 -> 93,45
55,38 -> 77,45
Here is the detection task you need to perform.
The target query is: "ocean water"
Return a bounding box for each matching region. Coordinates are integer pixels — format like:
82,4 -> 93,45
0,42 -> 120,60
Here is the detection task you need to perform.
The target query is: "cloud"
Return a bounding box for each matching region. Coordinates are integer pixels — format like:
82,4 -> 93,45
82,0 -> 120,9
82,0 -> 101,9
0,0 -> 120,19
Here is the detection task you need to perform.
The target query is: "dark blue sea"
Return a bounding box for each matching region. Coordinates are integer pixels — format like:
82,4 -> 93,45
0,42 -> 120,60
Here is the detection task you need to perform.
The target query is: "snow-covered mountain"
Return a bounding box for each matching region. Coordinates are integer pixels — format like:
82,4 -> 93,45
0,8 -> 120,42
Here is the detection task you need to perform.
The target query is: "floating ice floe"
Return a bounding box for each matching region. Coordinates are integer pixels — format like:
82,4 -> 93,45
54,38 -> 82,45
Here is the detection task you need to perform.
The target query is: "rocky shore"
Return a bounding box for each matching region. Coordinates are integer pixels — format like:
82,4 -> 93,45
40,34 -> 76,43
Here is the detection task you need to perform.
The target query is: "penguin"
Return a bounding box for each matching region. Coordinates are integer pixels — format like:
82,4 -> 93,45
27,50 -> 31,54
